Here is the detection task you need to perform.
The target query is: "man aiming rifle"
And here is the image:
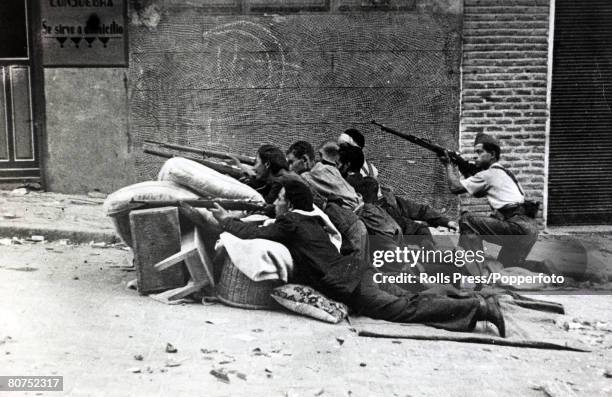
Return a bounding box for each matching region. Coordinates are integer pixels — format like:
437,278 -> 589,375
439,132 -> 539,270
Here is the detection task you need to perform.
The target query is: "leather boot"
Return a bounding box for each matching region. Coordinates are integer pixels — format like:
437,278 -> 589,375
477,295 -> 506,338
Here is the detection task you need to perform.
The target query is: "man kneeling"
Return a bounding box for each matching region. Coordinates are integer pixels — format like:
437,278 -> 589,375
209,179 -> 506,337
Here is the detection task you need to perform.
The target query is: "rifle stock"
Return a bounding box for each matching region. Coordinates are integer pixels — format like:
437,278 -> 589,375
370,120 -> 478,177
144,139 -> 256,165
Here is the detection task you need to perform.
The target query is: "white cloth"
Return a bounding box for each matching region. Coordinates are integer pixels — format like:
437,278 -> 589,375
292,205 -> 342,252
215,232 -> 294,282
460,164 -> 524,210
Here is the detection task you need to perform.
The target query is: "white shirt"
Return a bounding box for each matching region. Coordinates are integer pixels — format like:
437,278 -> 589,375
460,164 -> 524,210
360,160 -> 379,179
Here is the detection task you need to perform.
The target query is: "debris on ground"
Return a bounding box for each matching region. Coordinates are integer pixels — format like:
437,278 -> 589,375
127,367 -> 141,373
165,359 -> 182,367
134,354 -> 144,361
7,266 -> 38,272
210,369 -> 230,383
69,198 -> 101,206
336,337 -> 345,346
0,336 -> 13,345
252,347 -> 269,357
604,369 -> 612,378
200,348 -> 218,354
165,343 -> 177,353
11,188 -> 28,196
530,382 -> 578,397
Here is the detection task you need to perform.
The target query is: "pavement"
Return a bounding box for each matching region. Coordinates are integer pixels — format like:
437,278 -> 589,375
1,241 -> 611,396
0,189 -> 117,244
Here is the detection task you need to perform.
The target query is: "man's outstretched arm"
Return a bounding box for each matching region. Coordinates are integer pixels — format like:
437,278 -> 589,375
439,152 -> 467,195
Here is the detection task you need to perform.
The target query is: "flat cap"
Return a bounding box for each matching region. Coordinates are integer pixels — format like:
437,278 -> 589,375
475,132 -> 500,149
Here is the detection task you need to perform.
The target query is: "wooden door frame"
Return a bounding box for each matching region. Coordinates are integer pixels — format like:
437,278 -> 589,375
27,0 -> 47,188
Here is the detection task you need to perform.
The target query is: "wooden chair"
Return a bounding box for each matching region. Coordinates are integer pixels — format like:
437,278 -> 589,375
153,227 -> 215,301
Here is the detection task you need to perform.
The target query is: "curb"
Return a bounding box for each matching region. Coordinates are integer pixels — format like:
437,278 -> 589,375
0,224 -> 119,244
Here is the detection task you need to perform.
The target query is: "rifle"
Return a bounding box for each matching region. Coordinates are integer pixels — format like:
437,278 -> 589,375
144,139 -> 256,166
144,148 -> 244,179
370,120 -> 479,178
129,198 -> 271,213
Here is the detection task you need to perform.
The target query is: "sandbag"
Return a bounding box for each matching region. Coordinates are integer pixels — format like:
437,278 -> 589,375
158,157 -> 264,202
103,180 -> 200,216
103,180 -> 201,247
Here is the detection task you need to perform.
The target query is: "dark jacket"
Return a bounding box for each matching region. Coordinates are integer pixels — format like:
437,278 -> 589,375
220,211 -> 364,301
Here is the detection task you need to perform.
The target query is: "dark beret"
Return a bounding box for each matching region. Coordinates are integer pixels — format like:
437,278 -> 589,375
475,132 -> 500,149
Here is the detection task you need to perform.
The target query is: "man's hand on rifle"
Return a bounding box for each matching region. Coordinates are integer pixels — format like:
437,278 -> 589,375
210,203 -> 233,222
228,155 -> 256,178
437,149 -> 451,165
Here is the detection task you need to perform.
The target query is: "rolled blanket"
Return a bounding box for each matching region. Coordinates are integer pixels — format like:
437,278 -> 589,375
215,232 -> 294,282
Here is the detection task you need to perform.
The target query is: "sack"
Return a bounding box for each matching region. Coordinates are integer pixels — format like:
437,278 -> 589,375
103,180 -> 199,216
158,157 -> 264,202
523,200 -> 540,219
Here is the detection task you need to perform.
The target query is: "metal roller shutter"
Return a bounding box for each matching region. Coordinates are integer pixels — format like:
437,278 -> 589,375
548,0 -> 612,225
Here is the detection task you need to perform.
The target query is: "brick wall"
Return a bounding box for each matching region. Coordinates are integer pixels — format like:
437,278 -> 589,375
460,0 -> 550,225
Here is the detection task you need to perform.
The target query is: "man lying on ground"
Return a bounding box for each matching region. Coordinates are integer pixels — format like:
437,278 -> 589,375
336,144 -> 458,249
208,179 -> 506,337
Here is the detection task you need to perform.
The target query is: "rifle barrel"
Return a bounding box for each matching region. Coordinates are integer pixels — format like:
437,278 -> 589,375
129,198 -> 269,212
371,120 -> 478,177
371,120 -> 443,154
143,148 -> 244,179
143,140 -> 256,165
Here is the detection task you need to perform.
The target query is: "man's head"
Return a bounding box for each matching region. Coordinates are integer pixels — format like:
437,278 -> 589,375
316,140 -> 340,165
254,145 -> 289,181
274,179 -> 314,215
338,143 -> 365,177
286,141 -> 315,174
353,176 -> 379,204
338,128 -> 365,149
473,133 -> 500,169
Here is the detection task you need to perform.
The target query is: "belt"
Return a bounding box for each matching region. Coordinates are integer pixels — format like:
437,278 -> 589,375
496,203 -> 526,219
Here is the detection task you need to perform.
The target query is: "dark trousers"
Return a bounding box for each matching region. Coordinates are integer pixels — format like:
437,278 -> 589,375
347,268 -> 482,332
458,212 -> 538,268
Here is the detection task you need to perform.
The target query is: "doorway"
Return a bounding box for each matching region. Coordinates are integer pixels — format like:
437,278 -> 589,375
0,0 -> 41,182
